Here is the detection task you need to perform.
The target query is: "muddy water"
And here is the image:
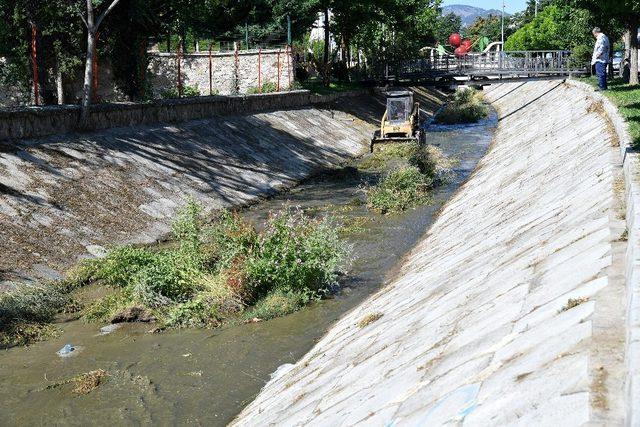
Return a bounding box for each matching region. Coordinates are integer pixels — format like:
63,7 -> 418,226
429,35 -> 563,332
0,112 -> 496,426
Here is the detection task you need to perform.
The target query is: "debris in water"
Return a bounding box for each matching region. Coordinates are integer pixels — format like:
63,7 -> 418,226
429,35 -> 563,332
57,344 -> 75,356
99,324 -> 121,335
73,370 -> 107,394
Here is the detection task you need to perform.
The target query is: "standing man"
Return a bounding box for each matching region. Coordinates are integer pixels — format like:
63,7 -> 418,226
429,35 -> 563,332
591,27 -> 610,91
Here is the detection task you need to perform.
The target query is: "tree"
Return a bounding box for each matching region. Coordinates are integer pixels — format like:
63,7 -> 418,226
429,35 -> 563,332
434,12 -> 461,46
505,4 -> 592,52
78,0 -> 121,120
465,15 -> 517,49
577,0 -> 640,85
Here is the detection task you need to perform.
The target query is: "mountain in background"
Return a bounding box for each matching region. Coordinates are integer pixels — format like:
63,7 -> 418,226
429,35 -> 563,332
442,4 -> 508,27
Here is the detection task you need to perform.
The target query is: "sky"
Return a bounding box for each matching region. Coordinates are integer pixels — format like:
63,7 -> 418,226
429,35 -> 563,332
441,0 -> 528,14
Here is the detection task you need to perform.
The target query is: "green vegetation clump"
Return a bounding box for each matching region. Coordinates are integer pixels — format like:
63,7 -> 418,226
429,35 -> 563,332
81,201 -> 348,328
161,85 -> 201,99
247,82 -> 278,94
364,143 -> 454,214
367,166 -> 432,214
0,284 -> 69,348
435,88 -> 489,125
359,143 -> 419,171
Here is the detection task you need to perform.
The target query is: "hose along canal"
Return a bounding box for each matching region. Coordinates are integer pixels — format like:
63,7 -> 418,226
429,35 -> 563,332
0,107 -> 497,425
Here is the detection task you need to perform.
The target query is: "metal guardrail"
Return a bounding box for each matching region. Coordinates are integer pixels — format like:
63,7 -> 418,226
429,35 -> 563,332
396,50 -> 588,80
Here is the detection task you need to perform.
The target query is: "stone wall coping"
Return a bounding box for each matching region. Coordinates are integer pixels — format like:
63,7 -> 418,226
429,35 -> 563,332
566,78 -> 640,426
0,88 -> 372,140
151,49 -> 289,59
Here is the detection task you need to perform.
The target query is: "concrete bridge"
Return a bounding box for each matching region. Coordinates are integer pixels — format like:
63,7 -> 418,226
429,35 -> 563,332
234,80 -> 640,426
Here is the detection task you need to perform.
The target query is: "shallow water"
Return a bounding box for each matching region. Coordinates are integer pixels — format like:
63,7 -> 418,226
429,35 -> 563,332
0,111 -> 496,426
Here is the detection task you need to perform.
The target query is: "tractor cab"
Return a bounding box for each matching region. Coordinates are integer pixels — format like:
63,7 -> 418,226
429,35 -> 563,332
371,90 -> 423,152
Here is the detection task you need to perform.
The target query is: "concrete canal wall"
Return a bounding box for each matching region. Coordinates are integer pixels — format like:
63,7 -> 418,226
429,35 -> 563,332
0,93 -> 387,288
235,80 -> 637,425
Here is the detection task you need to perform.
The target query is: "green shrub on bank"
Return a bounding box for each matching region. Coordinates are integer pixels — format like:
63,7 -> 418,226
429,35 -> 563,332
160,85 -> 201,99
246,207 -> 347,300
247,82 -> 278,94
435,88 -> 489,125
367,166 -> 432,214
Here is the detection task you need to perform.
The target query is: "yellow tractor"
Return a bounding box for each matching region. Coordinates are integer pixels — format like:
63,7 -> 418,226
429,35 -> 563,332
370,90 -> 424,152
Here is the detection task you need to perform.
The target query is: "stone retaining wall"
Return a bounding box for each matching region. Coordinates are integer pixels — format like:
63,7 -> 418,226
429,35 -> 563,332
0,89 -> 369,141
149,49 -> 294,97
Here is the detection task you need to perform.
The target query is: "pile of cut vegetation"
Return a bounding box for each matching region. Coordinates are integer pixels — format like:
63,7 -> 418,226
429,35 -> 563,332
434,88 -> 489,125
363,143 -> 456,214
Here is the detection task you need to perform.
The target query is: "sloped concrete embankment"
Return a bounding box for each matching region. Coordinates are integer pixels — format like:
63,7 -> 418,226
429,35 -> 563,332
564,80 -> 640,426
234,81 -> 631,425
0,96 -> 384,287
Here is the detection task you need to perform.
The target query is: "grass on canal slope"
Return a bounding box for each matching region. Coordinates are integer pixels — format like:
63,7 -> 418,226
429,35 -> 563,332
582,77 -> 640,148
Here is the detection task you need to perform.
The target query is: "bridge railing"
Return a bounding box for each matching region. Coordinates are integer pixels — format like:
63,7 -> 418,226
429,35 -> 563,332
396,50 -> 588,80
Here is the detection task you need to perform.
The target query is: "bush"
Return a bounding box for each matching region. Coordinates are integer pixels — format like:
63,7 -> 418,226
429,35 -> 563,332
78,201 -> 348,329
0,285 -> 68,325
93,246 -> 158,287
246,207 -> 347,300
367,166 -> 432,214
160,85 -> 201,99
435,88 -> 488,125
247,81 -> 279,94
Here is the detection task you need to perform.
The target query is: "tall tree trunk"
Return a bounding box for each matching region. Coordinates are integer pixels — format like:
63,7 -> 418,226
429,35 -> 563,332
622,30 -> 631,79
81,29 -> 96,121
323,8 -> 330,87
56,64 -> 64,105
79,0 -> 120,123
631,20 -> 639,86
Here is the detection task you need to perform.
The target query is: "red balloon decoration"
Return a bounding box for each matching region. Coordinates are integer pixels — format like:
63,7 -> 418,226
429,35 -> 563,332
461,39 -> 472,50
454,46 -> 468,58
448,33 -> 462,47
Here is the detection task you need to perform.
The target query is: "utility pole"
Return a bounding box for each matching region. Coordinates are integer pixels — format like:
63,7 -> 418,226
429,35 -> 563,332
245,22 -> 249,50
534,0 -> 538,17
500,0 -> 505,71
287,14 -> 292,46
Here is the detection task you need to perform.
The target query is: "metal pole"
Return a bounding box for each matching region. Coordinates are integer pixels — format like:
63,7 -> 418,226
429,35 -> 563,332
258,48 -> 262,93
500,0 -> 505,71
208,41 -> 213,95
286,44 -> 292,89
30,23 -> 39,106
277,48 -> 281,91
234,42 -> 239,94
177,40 -> 183,97
534,0 -> 538,17
245,23 -> 249,50
287,14 -> 292,46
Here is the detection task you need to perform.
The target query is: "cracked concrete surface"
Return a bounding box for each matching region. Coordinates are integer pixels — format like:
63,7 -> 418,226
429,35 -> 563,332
233,81 -> 627,426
